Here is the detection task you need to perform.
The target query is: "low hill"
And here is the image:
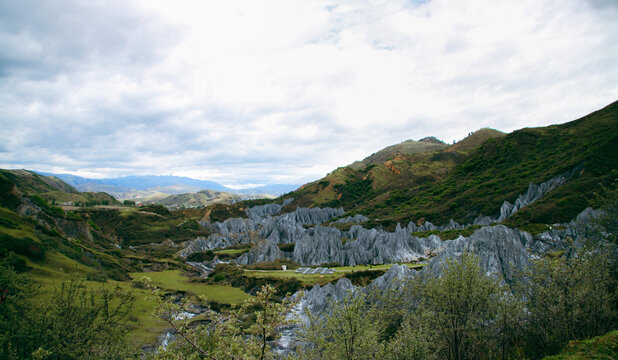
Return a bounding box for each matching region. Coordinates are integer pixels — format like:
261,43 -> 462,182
0,169 -> 118,206
283,100 -> 618,230
135,189 -> 273,209
349,136 -> 449,170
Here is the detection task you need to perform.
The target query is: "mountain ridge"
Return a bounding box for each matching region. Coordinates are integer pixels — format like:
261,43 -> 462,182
39,173 -> 299,198
281,100 -> 618,230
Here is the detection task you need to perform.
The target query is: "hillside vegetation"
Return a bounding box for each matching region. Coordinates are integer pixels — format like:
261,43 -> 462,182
284,102 -> 618,229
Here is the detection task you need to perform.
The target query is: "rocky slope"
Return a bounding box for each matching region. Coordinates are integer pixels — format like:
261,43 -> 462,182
180,167 -> 580,267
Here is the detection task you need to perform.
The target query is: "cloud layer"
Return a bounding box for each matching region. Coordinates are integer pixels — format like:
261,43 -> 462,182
1,0 -> 617,185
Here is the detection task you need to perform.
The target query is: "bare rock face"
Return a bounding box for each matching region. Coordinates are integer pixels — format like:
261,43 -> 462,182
182,206 -> 345,258
301,278 -> 356,317
421,225 -> 533,282
235,239 -> 285,265
332,214 -> 369,224
370,264 -> 416,290
293,226 -> 344,265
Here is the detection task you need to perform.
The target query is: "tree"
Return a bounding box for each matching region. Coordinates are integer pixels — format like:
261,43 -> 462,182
415,251 -> 515,360
34,275 -> 138,359
0,261 -> 37,359
150,284 -> 299,360
520,247 -> 617,359
296,291 -> 385,360
0,269 -> 137,359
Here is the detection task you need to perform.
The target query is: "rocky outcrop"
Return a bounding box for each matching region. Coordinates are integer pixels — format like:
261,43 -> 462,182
181,165 -> 581,262
421,225 -> 533,282
246,198 -> 294,219
58,218 -> 93,241
290,224 -> 442,266
300,278 -> 356,317
293,226 -> 344,265
332,214 -> 369,224
369,264 -> 416,290
235,240 -> 285,265
182,205 -> 344,258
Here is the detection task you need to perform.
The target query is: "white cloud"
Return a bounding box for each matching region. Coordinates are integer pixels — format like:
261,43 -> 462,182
0,0 -> 616,184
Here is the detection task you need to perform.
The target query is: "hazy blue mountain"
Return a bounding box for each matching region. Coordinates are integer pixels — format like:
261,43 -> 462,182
38,172 -> 299,197
236,184 -> 300,196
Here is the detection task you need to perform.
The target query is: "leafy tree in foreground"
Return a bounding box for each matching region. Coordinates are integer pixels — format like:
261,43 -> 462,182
521,244 -> 617,359
410,252 -> 520,360
0,267 -> 138,359
34,276 -> 138,360
296,291 -> 385,360
150,283 -> 299,360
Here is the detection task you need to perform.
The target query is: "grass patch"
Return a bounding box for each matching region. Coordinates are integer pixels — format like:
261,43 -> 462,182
244,263 -> 425,286
411,225 -> 483,240
542,330 -> 618,359
129,269 -> 251,305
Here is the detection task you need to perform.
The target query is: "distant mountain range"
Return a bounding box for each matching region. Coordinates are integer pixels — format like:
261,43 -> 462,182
37,173 -> 299,198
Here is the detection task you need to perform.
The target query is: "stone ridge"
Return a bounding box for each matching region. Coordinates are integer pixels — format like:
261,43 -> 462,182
180,167 -> 578,262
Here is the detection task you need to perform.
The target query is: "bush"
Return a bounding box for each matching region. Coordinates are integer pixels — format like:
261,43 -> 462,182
0,234 -> 46,261
277,243 -> 295,252
0,251 -> 28,272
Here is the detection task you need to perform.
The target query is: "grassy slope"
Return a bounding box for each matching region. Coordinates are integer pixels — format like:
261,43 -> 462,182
349,137 -> 449,170
244,263 -> 425,286
543,330 -> 618,360
0,173 -> 260,346
284,101 -> 617,229
84,205 -> 212,246
0,169 -> 118,205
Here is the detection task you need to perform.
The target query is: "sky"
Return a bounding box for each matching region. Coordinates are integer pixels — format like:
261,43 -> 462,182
1,0 -> 617,187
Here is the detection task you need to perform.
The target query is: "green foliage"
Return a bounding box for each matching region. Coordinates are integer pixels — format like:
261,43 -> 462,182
297,253 -> 522,360
0,177 -> 20,210
277,242 -> 295,252
123,200 -> 136,206
208,264 -> 303,297
411,225 -> 483,240
186,250 -> 216,262
297,291 -> 386,360
543,330 -> 618,360
86,208 -> 211,246
413,252 -> 516,360
0,233 -> 46,261
30,194 -> 65,217
245,259 -> 301,270
149,284 -> 299,360
0,251 -> 28,272
343,269 -> 386,286
332,174 -> 374,207
0,268 -> 138,359
519,244 -> 618,359
140,204 -> 171,216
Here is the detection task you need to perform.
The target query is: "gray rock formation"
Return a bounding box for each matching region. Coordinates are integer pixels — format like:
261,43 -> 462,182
369,264 -> 416,290
235,240 -> 285,265
300,278 -> 356,317
182,205 -> 344,258
332,214 -> 369,224
181,165 -> 582,264
293,226 -> 344,265
291,224 -> 442,266
421,225 -> 533,282
246,198 -> 294,219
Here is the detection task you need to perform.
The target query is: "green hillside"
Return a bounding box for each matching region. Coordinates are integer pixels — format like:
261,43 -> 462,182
0,169 -> 118,206
284,101 -> 617,229
135,189 -> 273,209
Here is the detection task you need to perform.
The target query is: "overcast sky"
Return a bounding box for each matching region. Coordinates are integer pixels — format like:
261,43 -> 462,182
1,0 -> 616,187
